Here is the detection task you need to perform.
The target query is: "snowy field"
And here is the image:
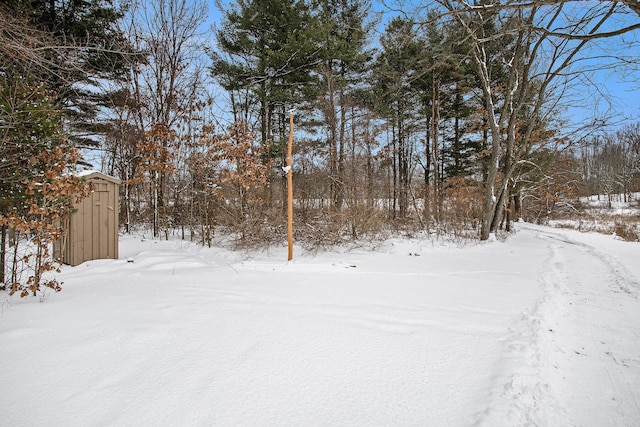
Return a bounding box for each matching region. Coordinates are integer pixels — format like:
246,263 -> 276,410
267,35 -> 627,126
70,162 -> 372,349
1,222 -> 639,426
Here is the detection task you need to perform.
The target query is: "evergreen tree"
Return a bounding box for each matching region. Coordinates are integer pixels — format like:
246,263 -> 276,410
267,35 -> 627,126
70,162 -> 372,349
211,0 -> 320,146
434,21 -> 479,180
312,0 -> 375,210
0,0 -> 131,148
371,17 -> 423,218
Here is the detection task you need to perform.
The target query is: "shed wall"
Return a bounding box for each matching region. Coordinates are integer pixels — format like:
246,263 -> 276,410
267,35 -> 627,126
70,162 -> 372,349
56,174 -> 119,266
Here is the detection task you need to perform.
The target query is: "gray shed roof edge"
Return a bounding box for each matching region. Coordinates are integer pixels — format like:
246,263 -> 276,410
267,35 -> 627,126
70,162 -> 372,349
76,170 -> 122,185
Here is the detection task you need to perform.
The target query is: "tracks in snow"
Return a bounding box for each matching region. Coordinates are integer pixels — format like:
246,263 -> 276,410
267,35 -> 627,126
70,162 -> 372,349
484,225 -> 640,426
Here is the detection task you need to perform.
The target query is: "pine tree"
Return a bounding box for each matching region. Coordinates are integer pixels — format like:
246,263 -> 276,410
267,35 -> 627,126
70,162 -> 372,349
211,0 -> 320,146
371,17 -> 423,218
1,0 -> 131,148
313,0 -> 375,211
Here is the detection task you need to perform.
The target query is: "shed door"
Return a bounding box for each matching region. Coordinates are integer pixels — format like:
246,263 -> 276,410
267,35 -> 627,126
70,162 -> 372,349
92,182 -> 110,259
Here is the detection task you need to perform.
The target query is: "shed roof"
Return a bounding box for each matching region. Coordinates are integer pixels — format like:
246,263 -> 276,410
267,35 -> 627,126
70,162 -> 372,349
75,170 -> 122,185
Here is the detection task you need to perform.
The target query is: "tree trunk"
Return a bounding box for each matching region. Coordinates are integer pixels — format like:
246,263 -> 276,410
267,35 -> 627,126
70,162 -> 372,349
423,114 -> 431,225
431,76 -> 440,223
337,89 -> 347,211
0,224 -> 6,289
391,124 -> 397,218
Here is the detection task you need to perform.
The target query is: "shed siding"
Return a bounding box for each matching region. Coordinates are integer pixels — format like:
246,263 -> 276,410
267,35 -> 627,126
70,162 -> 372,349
56,172 -> 120,266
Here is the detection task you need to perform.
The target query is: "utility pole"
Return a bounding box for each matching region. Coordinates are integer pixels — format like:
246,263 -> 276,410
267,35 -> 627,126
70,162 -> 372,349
287,109 -> 294,261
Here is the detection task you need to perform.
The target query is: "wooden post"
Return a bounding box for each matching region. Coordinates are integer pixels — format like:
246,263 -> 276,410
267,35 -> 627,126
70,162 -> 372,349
287,109 -> 294,261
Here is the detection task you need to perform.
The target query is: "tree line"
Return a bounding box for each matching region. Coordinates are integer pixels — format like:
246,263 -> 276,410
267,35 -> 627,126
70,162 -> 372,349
1,0 -> 639,294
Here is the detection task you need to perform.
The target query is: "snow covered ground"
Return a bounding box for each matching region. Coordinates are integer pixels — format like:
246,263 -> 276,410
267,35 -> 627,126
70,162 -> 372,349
580,193 -> 639,215
1,223 -> 639,426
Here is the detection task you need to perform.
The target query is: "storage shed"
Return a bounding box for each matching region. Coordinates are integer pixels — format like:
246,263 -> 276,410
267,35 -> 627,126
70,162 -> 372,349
55,171 -> 121,266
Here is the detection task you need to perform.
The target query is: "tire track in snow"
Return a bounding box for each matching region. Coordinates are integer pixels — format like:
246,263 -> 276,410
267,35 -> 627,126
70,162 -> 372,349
478,226 -> 640,426
511,226 -> 640,426
521,225 -> 639,298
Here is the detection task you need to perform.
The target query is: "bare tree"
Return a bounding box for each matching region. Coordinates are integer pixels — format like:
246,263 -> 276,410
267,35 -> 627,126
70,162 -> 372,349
435,0 -> 640,239
110,0 -> 208,237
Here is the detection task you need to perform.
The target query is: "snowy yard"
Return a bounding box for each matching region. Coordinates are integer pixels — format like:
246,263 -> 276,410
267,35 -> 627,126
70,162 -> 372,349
1,223 -> 639,426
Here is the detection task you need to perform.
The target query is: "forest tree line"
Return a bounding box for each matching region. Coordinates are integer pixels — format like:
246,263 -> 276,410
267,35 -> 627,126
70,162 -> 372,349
1,0 -> 640,294
100,0 -> 640,243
